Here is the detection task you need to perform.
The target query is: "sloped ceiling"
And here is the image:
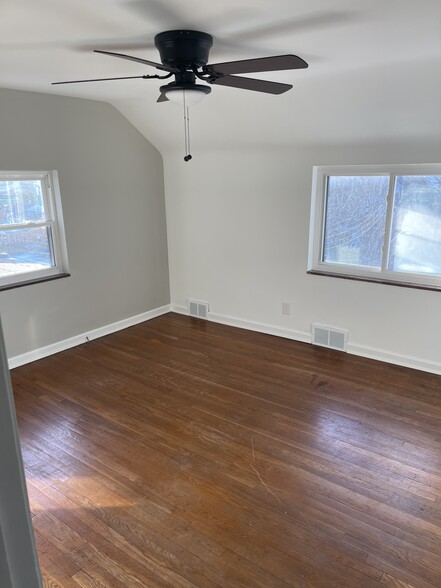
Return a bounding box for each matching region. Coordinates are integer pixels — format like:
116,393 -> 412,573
1,0 -> 441,154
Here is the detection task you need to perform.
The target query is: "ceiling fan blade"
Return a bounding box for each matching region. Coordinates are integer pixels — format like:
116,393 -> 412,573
52,75 -> 148,85
78,39 -> 156,53
157,93 -> 169,102
207,55 -> 308,76
94,49 -> 178,73
211,75 -> 292,95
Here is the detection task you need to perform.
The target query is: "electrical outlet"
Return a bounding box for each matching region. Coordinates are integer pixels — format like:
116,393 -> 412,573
282,302 -> 290,315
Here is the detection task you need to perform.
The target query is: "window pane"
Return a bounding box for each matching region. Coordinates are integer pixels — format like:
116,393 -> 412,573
0,180 -> 46,225
0,227 -> 54,278
388,176 -> 441,275
323,176 -> 389,268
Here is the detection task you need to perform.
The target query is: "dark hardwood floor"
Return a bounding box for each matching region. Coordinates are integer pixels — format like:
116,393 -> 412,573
11,312 -> 441,587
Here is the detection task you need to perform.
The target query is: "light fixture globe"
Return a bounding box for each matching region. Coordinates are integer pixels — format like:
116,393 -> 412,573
161,83 -> 211,106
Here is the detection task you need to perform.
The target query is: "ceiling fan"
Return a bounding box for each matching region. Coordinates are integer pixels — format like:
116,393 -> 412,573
53,30 -> 308,100
53,30 -> 308,159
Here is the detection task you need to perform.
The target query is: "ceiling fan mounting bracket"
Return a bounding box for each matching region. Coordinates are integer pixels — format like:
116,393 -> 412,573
199,68 -> 223,84
154,30 -> 213,70
141,72 -> 173,80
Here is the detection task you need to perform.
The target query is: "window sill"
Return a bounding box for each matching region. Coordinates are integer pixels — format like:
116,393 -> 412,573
0,272 -> 70,292
307,270 -> 441,292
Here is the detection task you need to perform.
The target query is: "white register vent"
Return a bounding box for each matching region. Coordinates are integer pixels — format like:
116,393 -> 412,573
312,324 -> 348,352
188,300 -> 210,319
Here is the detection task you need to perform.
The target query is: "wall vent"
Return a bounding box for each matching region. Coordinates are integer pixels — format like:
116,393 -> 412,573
188,300 -> 210,319
312,324 -> 348,352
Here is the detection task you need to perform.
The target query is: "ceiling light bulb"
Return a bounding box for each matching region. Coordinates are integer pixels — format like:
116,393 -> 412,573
164,87 -> 210,106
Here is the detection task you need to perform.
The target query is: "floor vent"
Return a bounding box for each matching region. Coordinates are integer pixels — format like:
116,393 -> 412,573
188,300 -> 210,319
312,324 -> 348,352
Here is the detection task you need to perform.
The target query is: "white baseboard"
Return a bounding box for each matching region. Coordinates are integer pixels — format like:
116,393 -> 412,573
11,301 -> 440,376
9,304 -> 171,370
171,304 -> 441,376
347,343 -> 441,376
171,304 -> 310,343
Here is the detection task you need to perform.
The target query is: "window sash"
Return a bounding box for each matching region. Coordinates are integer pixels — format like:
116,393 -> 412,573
309,164 -> 441,290
0,221 -> 54,231
0,171 -> 68,288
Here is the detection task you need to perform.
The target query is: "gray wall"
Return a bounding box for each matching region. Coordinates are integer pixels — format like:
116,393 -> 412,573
0,88 -> 170,359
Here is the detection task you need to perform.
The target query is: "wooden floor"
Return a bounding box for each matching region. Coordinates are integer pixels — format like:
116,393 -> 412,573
11,313 -> 441,587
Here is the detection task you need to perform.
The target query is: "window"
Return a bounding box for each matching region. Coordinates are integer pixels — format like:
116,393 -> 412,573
0,171 -> 69,289
308,164 -> 441,290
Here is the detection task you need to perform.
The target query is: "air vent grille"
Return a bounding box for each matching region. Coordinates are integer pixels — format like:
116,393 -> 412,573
189,301 -> 198,316
188,299 -> 210,319
312,324 -> 348,352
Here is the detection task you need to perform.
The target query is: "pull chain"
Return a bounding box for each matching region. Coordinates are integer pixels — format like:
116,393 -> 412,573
183,91 -> 192,162
186,107 -> 191,157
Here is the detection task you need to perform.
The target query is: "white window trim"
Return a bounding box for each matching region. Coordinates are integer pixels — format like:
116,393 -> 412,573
0,170 -> 69,289
308,163 -> 441,290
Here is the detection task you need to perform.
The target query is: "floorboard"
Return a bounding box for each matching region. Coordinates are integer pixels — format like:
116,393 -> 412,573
11,312 -> 441,587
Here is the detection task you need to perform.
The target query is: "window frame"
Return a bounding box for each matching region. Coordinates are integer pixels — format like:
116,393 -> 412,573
0,170 -> 69,289
308,163 -> 441,291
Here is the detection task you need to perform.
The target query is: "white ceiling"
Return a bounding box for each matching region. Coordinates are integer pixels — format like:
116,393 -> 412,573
1,0 -> 441,153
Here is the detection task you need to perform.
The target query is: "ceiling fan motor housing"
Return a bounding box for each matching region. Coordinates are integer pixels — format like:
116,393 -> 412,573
154,30 -> 213,69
